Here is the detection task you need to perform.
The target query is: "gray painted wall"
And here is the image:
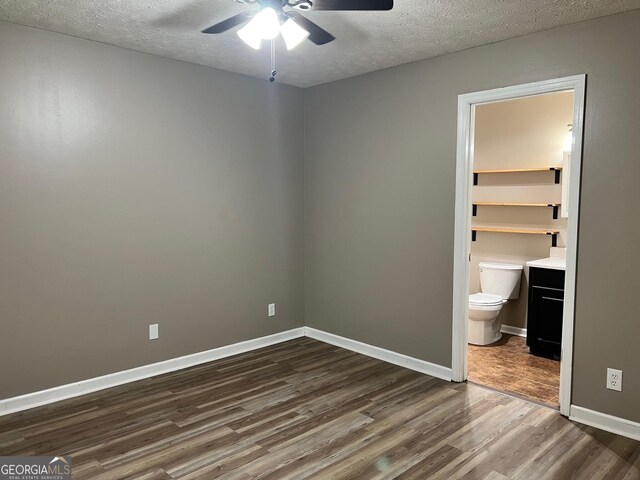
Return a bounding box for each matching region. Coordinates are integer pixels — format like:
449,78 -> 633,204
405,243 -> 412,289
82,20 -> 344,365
2,10 -> 639,425
305,10 -> 640,422
0,22 -> 305,399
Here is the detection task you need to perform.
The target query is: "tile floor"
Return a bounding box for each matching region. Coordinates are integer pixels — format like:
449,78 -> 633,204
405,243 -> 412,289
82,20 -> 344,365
468,333 -> 560,407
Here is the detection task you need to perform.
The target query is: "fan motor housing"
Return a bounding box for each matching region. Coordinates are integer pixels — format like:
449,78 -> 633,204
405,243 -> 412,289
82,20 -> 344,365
289,0 -> 313,10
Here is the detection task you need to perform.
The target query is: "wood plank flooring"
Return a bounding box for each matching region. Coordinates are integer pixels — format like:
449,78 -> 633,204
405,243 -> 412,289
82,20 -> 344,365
1,337 -> 638,479
468,334 -> 560,407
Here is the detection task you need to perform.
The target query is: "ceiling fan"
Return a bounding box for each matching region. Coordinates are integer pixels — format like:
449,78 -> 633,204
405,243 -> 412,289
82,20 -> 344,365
201,0 -> 394,51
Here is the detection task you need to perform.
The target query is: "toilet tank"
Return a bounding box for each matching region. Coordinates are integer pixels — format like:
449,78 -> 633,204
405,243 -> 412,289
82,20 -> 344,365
479,262 -> 523,300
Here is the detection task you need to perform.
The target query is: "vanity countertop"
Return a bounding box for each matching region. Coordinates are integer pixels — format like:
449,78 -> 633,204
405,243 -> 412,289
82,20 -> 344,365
526,257 -> 566,271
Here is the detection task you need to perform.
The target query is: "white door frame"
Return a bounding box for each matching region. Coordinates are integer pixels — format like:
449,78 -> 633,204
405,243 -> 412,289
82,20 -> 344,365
451,75 -> 586,416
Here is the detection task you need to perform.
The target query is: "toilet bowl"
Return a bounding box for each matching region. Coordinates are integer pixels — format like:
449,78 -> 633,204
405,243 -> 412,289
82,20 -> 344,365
468,262 -> 523,346
468,293 -> 506,345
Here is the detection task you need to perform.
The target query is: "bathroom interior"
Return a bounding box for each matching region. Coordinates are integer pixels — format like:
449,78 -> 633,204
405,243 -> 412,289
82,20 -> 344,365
467,91 -> 574,408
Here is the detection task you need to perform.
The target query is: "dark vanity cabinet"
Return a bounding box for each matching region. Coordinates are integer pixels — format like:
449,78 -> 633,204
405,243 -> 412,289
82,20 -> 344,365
527,267 -> 565,359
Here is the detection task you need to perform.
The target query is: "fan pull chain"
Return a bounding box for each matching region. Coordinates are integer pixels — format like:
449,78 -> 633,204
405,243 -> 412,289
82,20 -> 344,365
269,39 -> 277,83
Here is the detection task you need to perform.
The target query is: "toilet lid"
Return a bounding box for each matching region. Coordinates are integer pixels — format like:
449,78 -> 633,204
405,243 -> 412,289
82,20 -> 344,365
469,293 -> 504,306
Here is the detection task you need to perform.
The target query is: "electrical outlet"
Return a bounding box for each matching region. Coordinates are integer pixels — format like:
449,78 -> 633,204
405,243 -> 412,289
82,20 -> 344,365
149,324 -> 159,340
606,368 -> 622,391
268,303 -> 276,317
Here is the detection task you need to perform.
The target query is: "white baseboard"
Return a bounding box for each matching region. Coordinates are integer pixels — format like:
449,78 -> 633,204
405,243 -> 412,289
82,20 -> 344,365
304,327 -> 452,381
0,327 -> 305,416
570,405 -> 640,441
6,325 -> 639,444
501,325 -> 527,337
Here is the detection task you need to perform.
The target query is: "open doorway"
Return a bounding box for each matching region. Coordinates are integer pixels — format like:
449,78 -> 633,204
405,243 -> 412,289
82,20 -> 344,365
451,76 -> 586,416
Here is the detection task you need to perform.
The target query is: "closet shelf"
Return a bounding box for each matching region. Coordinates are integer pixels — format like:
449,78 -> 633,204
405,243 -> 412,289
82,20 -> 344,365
472,202 -> 561,219
473,166 -> 562,185
471,225 -> 560,246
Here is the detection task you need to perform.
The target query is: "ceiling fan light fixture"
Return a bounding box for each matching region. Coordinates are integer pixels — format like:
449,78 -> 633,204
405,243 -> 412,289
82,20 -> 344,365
249,7 -> 281,40
280,18 -> 309,50
237,24 -> 262,49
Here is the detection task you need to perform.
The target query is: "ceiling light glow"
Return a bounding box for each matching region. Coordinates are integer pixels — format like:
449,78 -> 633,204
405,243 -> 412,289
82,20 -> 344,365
249,7 -> 281,40
237,24 -> 262,49
280,18 -> 309,50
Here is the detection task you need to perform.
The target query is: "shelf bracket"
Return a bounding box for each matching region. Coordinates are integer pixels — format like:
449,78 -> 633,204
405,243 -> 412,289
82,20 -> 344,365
553,169 -> 561,184
473,173 -> 478,186
552,205 -> 559,220
472,230 -> 477,242
551,233 -> 558,247
472,204 -> 478,217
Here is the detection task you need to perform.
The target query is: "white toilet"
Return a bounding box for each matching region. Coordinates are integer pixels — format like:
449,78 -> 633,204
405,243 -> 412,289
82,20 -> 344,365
468,262 -> 523,345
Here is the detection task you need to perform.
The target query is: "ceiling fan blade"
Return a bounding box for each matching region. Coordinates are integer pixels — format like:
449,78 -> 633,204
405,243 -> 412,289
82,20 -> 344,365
202,12 -> 253,34
310,0 -> 393,10
287,12 -> 335,45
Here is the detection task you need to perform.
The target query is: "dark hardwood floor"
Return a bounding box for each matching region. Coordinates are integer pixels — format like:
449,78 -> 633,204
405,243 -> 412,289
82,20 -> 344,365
0,337 -> 638,479
468,334 -> 561,407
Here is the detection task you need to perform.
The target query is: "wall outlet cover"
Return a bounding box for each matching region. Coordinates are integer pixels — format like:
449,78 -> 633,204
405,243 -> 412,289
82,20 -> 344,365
268,303 -> 276,317
149,324 -> 159,340
606,368 -> 622,392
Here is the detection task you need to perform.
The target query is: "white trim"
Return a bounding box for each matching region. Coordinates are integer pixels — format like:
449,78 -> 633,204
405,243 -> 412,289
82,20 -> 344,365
500,325 -> 527,337
452,91 -> 474,382
1,326 -> 455,416
5,324 -> 639,443
0,328 -> 305,416
452,75 -> 587,417
560,77 -> 586,416
304,327 -> 452,381
570,405 -> 640,441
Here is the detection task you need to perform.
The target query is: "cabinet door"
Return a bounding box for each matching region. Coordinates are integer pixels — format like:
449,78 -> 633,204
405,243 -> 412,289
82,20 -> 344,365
530,286 -> 564,348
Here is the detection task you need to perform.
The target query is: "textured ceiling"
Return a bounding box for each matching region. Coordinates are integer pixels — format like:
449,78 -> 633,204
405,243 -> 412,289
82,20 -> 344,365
1,0 -> 639,87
